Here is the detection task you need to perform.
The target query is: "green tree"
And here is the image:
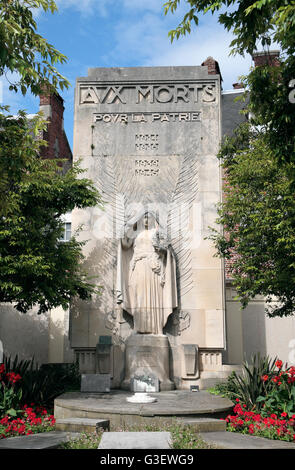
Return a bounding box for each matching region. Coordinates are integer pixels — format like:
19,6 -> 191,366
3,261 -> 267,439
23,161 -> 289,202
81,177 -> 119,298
164,1 -> 295,170
165,1 -> 295,317
0,1 -> 102,313
164,1 -> 295,54
0,111 -> 101,313
210,123 -> 295,318
0,0 -> 69,95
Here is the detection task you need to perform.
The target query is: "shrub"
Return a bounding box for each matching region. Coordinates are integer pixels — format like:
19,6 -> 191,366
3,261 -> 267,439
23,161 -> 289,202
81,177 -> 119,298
257,361 -> 295,417
210,354 -> 279,411
2,355 -> 80,409
213,355 -> 295,441
0,363 -> 22,418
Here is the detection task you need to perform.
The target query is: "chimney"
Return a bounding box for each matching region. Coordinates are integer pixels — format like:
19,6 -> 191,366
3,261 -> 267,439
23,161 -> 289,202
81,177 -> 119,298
201,56 -> 223,82
232,82 -> 244,90
39,88 -> 72,163
39,90 -> 64,124
252,50 -> 280,68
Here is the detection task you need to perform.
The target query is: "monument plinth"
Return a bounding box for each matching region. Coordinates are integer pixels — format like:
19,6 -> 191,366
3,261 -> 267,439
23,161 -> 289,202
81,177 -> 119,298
122,334 -> 174,391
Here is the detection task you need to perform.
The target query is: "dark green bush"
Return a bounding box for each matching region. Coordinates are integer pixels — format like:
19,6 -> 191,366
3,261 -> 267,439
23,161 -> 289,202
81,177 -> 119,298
3,355 -> 80,408
210,354 -> 279,411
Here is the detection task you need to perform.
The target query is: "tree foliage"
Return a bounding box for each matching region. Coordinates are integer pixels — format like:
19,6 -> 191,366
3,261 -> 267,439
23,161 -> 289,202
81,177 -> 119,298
165,1 -> 295,317
0,110 -> 102,313
210,123 -> 295,317
0,0 -> 69,95
164,0 -> 295,168
164,0 -> 295,55
0,1 -> 103,313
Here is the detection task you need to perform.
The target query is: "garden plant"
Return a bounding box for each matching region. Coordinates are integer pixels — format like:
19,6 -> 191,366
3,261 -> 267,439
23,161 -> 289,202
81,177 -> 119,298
210,354 -> 295,442
0,355 -> 80,439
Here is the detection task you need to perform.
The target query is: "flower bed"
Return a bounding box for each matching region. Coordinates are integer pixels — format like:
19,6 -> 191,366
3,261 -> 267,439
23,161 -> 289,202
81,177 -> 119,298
0,405 -> 56,439
1,363 -> 56,439
223,360 -> 295,442
225,400 -> 295,442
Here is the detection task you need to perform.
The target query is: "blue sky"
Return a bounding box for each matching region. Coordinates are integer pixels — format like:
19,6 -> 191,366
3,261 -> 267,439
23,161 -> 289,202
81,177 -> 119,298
2,0 -> 254,149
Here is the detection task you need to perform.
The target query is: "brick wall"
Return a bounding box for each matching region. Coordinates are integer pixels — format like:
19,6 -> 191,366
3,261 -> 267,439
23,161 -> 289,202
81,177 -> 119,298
39,91 -> 72,164
252,50 -> 280,68
201,56 -> 222,78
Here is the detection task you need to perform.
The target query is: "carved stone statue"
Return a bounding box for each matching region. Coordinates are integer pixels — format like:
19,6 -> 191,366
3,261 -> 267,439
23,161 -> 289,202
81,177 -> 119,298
116,210 -> 178,335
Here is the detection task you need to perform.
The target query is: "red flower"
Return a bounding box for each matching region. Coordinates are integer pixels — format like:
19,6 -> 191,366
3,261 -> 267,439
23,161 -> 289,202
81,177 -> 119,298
281,412 -> 288,418
6,372 -> 21,384
276,360 -> 283,369
249,424 -> 254,434
261,375 -> 269,382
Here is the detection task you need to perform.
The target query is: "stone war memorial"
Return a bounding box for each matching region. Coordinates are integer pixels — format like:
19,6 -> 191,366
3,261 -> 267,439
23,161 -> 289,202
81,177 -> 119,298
69,61 -> 238,395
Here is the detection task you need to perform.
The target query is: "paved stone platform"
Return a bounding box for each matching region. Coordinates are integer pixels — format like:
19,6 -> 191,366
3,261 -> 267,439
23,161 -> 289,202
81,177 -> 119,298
54,390 -> 233,429
200,431 -> 295,449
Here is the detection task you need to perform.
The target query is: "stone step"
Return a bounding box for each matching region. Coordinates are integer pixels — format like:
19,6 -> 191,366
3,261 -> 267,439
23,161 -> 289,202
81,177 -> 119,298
98,432 -> 172,449
0,431 -> 80,449
200,431 -> 295,449
177,417 -> 226,432
55,417 -> 110,434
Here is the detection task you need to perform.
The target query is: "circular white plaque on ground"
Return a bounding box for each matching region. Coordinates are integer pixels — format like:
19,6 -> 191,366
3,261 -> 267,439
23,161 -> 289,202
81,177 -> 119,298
126,392 -> 157,403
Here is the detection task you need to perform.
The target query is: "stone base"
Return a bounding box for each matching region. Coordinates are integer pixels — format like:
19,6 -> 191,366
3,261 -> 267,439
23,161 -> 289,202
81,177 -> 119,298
122,334 -> 174,391
54,390 -> 234,430
81,374 -> 111,392
177,365 -> 243,390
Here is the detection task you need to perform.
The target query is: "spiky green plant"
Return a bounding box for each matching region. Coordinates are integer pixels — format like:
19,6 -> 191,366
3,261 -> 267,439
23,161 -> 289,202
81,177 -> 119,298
210,354 -> 279,411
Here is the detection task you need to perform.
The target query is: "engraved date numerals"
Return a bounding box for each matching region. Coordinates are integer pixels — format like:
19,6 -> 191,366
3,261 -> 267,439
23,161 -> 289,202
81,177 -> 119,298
135,134 -> 159,151
134,159 -> 159,176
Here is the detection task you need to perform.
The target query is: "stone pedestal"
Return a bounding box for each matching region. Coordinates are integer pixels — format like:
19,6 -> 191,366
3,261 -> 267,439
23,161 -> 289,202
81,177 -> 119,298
121,334 -> 174,391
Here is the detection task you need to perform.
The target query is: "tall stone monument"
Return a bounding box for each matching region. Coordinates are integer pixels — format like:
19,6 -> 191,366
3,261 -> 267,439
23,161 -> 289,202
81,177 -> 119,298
71,65 -> 226,390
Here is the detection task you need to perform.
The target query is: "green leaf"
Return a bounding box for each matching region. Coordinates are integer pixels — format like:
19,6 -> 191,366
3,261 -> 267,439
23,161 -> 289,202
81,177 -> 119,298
6,408 -> 17,417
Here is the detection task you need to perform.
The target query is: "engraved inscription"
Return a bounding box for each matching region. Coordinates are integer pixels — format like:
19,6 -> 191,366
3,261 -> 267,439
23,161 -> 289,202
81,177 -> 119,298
81,83 -> 217,105
135,134 -> 159,151
135,159 -> 159,176
93,112 -> 201,124
133,352 -> 158,367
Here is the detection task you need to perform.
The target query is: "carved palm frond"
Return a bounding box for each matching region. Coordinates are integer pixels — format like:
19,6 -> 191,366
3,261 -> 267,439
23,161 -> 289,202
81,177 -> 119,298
168,151 -> 199,300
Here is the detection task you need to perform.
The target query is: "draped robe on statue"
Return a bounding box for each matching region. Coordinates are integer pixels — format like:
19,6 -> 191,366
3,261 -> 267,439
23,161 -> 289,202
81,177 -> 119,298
116,213 -> 178,335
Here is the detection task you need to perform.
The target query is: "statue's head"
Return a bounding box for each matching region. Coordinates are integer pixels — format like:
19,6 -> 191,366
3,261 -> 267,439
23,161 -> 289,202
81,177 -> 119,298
125,208 -> 160,235
143,211 -> 158,229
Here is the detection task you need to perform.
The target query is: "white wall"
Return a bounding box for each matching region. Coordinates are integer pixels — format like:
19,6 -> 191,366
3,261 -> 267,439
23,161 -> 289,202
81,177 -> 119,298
225,286 -> 295,367
0,303 -> 73,364
0,303 -> 49,363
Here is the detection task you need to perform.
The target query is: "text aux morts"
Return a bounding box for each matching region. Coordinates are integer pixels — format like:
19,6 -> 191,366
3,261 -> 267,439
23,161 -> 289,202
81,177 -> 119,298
81,83 -> 216,106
